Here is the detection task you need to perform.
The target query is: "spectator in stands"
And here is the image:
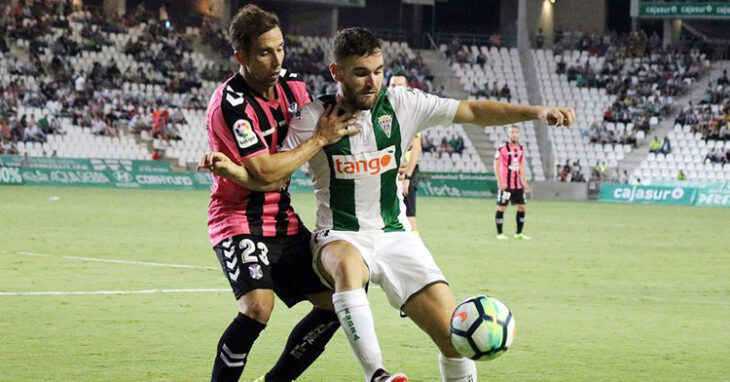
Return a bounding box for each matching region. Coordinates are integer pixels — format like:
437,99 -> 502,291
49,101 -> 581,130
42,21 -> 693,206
437,137 -> 450,155
593,161 -> 609,180
164,122 -> 181,140
558,160 -> 571,182
449,135 -> 464,154
0,116 -> 10,141
1,138 -> 19,155
536,28 -> 545,49
556,164 -> 563,181
421,135 -> 436,153
660,137 -> 671,154
572,169 -> 585,182
435,85 -> 446,98
151,149 -> 163,160
704,147 -> 725,164
499,84 -> 511,101
677,169 -> 687,181
490,82 -> 500,98
26,119 -> 47,143
620,169 -> 629,184
649,136 -> 661,154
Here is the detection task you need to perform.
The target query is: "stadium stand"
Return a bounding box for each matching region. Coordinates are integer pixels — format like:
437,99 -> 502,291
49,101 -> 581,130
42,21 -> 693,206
534,30 -> 707,181
419,124 -> 486,173
0,3 -> 224,167
5,2 -> 722,183
633,72 -> 730,182
440,41 -> 543,180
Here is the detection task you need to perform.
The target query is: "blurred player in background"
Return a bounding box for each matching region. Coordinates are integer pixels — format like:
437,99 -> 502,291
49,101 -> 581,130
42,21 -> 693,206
494,125 -> 531,240
198,5 -> 358,382
389,72 -> 422,235
283,27 -> 574,382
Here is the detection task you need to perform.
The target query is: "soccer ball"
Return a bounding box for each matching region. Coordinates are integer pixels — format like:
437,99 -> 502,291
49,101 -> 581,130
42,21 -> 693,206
449,295 -> 516,361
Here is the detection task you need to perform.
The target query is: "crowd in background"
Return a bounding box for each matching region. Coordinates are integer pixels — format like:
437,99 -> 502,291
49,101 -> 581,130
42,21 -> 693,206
0,0 -> 219,157
421,134 -> 465,156
673,71 -> 730,165
200,17 -> 437,98
554,30 -> 706,141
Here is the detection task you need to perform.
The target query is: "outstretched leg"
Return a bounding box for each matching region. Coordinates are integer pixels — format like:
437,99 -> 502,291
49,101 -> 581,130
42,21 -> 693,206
401,283 -> 477,382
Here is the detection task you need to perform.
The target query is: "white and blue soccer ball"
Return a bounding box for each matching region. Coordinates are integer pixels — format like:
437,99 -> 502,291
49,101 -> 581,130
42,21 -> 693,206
450,295 -> 516,361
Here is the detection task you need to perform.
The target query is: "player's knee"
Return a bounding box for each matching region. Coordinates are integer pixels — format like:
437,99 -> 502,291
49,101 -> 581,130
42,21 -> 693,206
517,205 -> 526,212
333,255 -> 368,286
321,249 -> 368,289
237,293 -> 274,324
238,300 -> 272,323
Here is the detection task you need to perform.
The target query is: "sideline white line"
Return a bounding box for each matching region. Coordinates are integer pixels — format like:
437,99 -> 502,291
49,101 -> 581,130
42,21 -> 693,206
0,288 -> 230,296
13,251 -> 219,271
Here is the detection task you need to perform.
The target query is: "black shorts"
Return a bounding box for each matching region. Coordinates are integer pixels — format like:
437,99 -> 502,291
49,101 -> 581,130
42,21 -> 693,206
404,167 -> 419,217
496,188 -> 526,206
213,226 -> 328,308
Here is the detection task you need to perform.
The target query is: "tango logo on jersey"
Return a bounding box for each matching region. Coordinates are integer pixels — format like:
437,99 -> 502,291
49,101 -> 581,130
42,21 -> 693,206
233,119 -> 258,149
332,146 -> 397,180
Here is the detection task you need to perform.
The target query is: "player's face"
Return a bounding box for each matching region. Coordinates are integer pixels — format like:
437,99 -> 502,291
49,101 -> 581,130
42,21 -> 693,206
509,127 -> 520,143
239,26 -> 285,91
389,75 -> 408,88
332,50 -> 384,110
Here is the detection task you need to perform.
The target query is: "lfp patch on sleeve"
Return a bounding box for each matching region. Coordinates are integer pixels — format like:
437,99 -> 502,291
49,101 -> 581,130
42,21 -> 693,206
233,119 -> 258,149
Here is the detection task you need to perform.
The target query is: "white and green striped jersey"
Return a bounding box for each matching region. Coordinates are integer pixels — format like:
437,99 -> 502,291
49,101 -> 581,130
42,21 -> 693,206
283,86 -> 459,232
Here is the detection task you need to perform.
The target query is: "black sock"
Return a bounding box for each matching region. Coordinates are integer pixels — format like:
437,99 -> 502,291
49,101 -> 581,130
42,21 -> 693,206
516,211 -> 525,234
495,210 -> 504,234
265,309 -> 340,382
211,312 -> 266,382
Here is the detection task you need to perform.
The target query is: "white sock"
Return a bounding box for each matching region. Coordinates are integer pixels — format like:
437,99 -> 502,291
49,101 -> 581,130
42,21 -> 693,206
333,289 -> 384,381
439,353 -> 477,382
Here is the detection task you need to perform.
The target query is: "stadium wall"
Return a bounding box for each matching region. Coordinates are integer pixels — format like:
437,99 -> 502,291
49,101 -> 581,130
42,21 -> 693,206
526,0 -> 606,45
531,181 -> 589,201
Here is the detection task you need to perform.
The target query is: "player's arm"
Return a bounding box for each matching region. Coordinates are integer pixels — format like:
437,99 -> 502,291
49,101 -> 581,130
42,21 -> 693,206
197,152 -> 284,191
404,137 -> 421,178
400,137 -> 422,196
453,100 -> 575,127
493,151 -> 506,191
520,160 -> 531,193
243,105 -> 359,183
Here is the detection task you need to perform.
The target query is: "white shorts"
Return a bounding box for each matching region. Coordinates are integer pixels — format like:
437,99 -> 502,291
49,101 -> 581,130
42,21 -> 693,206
311,230 -> 448,311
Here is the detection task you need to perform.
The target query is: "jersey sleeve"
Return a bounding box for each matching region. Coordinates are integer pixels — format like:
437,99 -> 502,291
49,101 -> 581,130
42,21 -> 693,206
520,146 -> 526,164
281,101 -> 323,152
219,96 -> 269,160
494,145 -> 505,163
390,87 -> 460,136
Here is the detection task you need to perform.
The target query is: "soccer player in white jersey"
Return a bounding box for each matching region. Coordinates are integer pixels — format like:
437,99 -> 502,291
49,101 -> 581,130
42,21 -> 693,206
282,28 -> 574,382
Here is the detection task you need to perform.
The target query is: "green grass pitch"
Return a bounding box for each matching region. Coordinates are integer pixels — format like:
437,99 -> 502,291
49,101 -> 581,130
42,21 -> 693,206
1,186 -> 729,381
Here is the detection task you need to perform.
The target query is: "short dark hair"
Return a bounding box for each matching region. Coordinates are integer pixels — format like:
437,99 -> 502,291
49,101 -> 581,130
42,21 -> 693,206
392,71 -> 407,78
333,27 -> 382,63
228,4 -> 280,54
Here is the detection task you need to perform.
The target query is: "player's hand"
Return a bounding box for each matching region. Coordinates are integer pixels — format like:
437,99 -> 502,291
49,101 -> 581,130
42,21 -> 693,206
524,183 -> 532,194
314,104 -> 361,146
398,158 -> 409,179
401,178 -> 410,196
498,182 -> 507,191
198,152 -> 242,180
538,107 -> 575,127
